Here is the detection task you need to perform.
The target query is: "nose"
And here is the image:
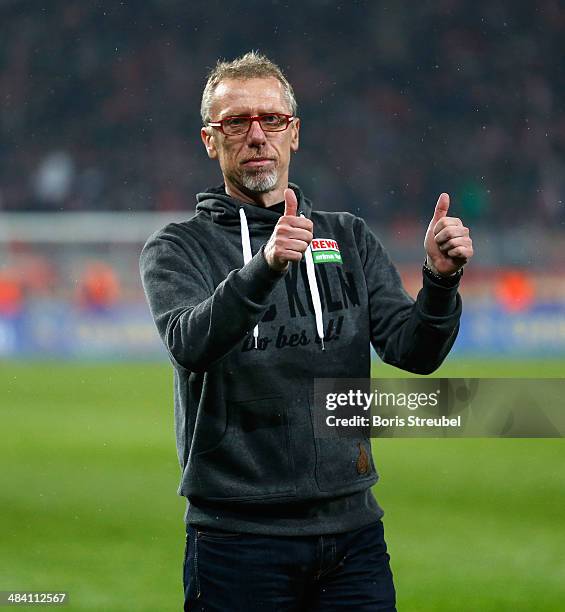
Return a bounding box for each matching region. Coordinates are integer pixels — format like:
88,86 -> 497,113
246,118 -> 267,145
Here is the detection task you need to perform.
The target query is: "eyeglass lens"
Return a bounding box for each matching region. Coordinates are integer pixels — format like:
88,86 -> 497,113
223,114 -> 288,134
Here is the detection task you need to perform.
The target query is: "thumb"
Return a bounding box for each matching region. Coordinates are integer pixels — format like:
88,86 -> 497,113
284,188 -> 298,217
431,192 -> 450,224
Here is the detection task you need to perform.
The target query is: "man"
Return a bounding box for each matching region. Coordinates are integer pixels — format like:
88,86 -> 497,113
140,51 -> 473,611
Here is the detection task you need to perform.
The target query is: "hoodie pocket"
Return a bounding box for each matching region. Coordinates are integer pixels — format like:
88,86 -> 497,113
191,396 -> 296,501
309,393 -> 378,493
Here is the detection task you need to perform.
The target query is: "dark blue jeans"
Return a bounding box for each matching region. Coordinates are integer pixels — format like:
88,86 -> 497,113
183,519 -> 396,611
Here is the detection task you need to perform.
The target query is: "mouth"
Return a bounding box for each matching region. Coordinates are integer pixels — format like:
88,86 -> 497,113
241,158 -> 275,168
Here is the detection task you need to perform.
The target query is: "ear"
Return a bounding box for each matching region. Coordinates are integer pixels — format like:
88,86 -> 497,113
290,117 -> 300,153
200,126 -> 218,159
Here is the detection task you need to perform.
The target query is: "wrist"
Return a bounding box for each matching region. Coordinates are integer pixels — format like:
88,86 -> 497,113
423,258 -> 463,286
262,248 -> 289,274
425,256 -> 460,278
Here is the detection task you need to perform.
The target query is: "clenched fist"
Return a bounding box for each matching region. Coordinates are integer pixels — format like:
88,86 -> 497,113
264,188 -> 313,272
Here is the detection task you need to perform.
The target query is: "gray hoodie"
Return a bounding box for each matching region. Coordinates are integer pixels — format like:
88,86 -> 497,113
139,183 -> 461,535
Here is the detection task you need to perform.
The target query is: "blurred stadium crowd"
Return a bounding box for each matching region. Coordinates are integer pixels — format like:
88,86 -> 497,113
2,0 -> 564,228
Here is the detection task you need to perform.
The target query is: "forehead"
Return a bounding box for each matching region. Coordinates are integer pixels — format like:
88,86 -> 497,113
211,77 -> 290,118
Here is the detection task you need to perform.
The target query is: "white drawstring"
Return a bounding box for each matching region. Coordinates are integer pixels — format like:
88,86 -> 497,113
301,213 -> 325,350
239,207 -> 259,348
238,207 -> 325,350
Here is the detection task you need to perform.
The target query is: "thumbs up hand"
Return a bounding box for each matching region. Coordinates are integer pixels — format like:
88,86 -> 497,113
424,193 -> 473,276
264,188 -> 314,272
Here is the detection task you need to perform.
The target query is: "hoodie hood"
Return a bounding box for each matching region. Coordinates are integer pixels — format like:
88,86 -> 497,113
195,182 -> 313,226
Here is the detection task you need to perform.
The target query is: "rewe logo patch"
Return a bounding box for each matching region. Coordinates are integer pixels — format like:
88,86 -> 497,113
310,238 -> 342,264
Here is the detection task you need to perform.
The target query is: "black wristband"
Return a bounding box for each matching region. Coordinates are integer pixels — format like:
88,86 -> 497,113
423,260 -> 463,287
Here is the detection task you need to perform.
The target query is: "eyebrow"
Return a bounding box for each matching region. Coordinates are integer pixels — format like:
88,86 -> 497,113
218,108 -> 285,118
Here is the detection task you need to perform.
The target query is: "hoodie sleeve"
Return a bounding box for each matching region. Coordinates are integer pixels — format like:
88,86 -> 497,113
139,224 -> 284,372
356,218 -> 462,374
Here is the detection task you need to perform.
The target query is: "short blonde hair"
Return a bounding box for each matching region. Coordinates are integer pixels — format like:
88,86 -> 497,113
200,51 -> 297,124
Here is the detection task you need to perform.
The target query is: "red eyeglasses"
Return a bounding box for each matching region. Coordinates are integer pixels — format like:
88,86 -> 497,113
207,113 -> 295,136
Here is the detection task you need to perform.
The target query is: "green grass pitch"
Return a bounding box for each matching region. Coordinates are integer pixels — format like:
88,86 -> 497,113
1,359 -> 564,611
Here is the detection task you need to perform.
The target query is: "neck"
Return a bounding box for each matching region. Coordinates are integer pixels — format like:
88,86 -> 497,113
224,178 -> 288,207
